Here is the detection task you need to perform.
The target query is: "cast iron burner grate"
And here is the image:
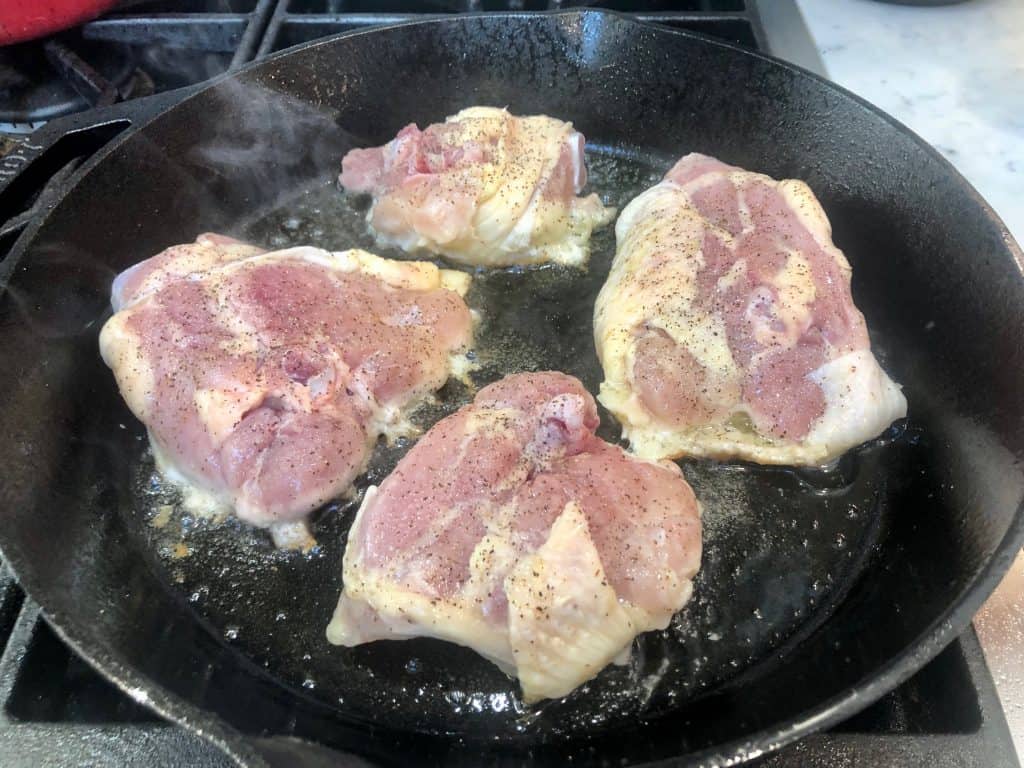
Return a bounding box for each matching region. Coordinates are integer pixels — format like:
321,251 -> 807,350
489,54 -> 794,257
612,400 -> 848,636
0,0 -> 825,134
0,2 -> 1016,766
0,40 -> 141,133
0,0 -> 273,133
0,560 -> 230,766
84,0 -> 770,62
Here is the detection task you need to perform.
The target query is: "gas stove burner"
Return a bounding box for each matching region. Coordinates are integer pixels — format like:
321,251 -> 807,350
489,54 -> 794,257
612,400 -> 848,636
0,37 -> 140,134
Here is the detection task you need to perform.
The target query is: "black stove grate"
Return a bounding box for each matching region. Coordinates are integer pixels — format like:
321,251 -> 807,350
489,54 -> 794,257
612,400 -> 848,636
0,0 -> 276,132
82,0 -> 767,62
0,561 -> 231,767
251,0 -> 766,57
2,0 -> 795,133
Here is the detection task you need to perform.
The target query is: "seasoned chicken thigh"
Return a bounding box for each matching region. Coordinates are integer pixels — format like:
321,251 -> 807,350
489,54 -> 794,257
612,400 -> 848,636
595,154 -> 906,466
328,372 -> 701,702
340,107 -> 614,267
100,234 -> 474,546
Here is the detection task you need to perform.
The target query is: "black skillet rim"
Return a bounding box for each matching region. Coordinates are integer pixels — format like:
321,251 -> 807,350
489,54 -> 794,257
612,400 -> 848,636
1,9 -> 1022,767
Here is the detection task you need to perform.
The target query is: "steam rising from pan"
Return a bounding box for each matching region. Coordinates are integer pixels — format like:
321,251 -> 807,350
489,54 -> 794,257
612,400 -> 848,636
185,78 -> 364,235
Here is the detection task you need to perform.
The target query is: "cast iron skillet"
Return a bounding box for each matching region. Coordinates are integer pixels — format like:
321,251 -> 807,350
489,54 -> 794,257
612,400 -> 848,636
0,11 -> 1022,767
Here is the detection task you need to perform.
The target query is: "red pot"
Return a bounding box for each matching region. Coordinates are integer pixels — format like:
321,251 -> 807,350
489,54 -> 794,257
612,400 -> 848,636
0,0 -> 120,46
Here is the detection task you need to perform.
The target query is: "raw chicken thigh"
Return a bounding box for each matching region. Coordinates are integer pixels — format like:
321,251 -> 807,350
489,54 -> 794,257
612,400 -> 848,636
595,154 -> 907,466
100,234 -> 474,547
340,107 -> 614,267
328,372 -> 701,702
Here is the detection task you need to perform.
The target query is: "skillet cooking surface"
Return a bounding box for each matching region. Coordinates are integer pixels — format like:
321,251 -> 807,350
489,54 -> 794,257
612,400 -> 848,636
0,11 -> 1022,766
132,156 -> 902,736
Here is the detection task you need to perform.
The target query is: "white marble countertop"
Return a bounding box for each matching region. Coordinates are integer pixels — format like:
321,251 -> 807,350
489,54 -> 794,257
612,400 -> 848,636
794,0 -> 1024,756
796,0 -> 1023,247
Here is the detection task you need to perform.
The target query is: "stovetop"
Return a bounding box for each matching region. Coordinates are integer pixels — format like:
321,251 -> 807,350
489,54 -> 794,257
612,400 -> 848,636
0,2 -> 1017,767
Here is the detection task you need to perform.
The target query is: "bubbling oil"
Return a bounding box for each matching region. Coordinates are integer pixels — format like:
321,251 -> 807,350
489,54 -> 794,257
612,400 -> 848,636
126,149 -> 906,738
